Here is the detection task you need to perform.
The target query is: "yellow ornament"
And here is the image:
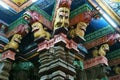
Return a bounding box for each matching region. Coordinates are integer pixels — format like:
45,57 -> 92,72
75,22 -> 88,37
32,22 -> 51,40
69,22 -> 88,38
92,44 -> 109,57
4,34 -> 22,50
54,7 -> 70,30
98,44 -> 109,56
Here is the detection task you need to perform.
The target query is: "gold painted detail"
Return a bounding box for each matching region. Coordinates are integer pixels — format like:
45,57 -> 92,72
10,0 -> 28,6
32,22 -> 51,40
92,44 -> 109,57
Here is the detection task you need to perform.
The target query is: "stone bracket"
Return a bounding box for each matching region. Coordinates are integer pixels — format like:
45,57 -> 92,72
37,33 -> 81,54
2,50 -> 16,60
84,56 -> 108,69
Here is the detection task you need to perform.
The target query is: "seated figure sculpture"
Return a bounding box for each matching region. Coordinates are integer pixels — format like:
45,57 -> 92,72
69,22 -> 88,39
92,43 -> 109,57
4,34 -> 22,51
32,22 -> 51,40
54,7 -> 70,31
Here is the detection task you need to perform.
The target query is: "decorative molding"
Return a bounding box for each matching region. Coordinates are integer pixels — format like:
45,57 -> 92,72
1,50 -> 16,60
108,58 -> 120,66
9,17 -> 28,31
29,5 -> 52,21
6,17 -> 28,37
84,26 -> 116,49
107,49 -> 120,60
84,56 -> 108,69
70,4 -> 91,19
85,25 -> 115,42
37,33 -> 84,57
0,36 -> 9,44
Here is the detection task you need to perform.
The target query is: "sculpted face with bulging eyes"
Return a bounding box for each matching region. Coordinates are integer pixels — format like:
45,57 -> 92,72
4,34 -> 22,50
75,22 -> 88,37
54,7 -> 70,30
32,22 -> 51,40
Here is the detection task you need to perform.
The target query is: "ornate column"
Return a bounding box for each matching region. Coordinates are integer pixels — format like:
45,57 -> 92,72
0,24 -> 29,80
84,56 -> 110,80
0,23 -> 11,80
10,62 -> 34,80
38,36 -> 77,80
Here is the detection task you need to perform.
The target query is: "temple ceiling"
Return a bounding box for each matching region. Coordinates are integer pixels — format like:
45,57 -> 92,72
0,0 -> 120,59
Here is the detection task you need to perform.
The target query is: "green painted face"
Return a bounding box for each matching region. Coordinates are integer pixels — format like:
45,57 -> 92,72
54,7 -> 70,30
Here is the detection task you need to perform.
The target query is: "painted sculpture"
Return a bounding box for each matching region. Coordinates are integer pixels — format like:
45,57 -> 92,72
69,22 -> 88,39
113,65 -> 120,74
53,0 -> 71,32
54,7 -> 70,31
92,43 -> 109,57
31,22 -> 51,40
4,34 -> 22,51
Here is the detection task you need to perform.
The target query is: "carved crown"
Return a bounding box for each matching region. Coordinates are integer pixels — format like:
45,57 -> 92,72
58,0 -> 72,8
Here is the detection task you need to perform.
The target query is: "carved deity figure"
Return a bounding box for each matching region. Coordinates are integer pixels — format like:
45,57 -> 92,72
4,34 -> 22,50
92,44 -> 109,57
31,22 -> 51,40
54,7 -> 70,31
69,22 -> 88,38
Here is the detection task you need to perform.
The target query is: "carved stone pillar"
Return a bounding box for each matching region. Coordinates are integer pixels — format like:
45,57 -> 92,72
0,24 -> 12,80
36,31 -> 87,80
0,50 -> 16,80
38,46 -> 76,80
0,59 -> 12,80
10,62 -> 34,80
84,56 -> 110,80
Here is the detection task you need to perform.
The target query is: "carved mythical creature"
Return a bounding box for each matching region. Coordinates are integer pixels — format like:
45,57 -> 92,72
113,65 -> 120,74
69,22 -> 88,38
4,34 -> 22,50
31,22 -> 51,40
92,44 -> 109,57
54,7 -> 70,31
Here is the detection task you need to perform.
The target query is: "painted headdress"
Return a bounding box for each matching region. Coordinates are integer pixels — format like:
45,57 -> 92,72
58,0 -> 72,9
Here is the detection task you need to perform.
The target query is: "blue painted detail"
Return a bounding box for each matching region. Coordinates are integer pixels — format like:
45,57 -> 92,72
74,60 -> 84,70
0,35 -> 9,43
36,0 -> 55,16
0,6 -> 26,25
71,0 -> 87,11
77,44 -> 88,54
86,17 -> 109,34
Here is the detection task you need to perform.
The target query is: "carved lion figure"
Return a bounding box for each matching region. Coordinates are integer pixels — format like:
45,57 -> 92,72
4,34 -> 22,50
69,22 -> 88,38
54,7 -> 70,31
113,65 -> 120,74
92,44 -> 109,57
31,22 -> 51,40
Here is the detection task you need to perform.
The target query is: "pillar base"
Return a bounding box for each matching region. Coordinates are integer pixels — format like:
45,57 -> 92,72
0,60 -> 12,80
